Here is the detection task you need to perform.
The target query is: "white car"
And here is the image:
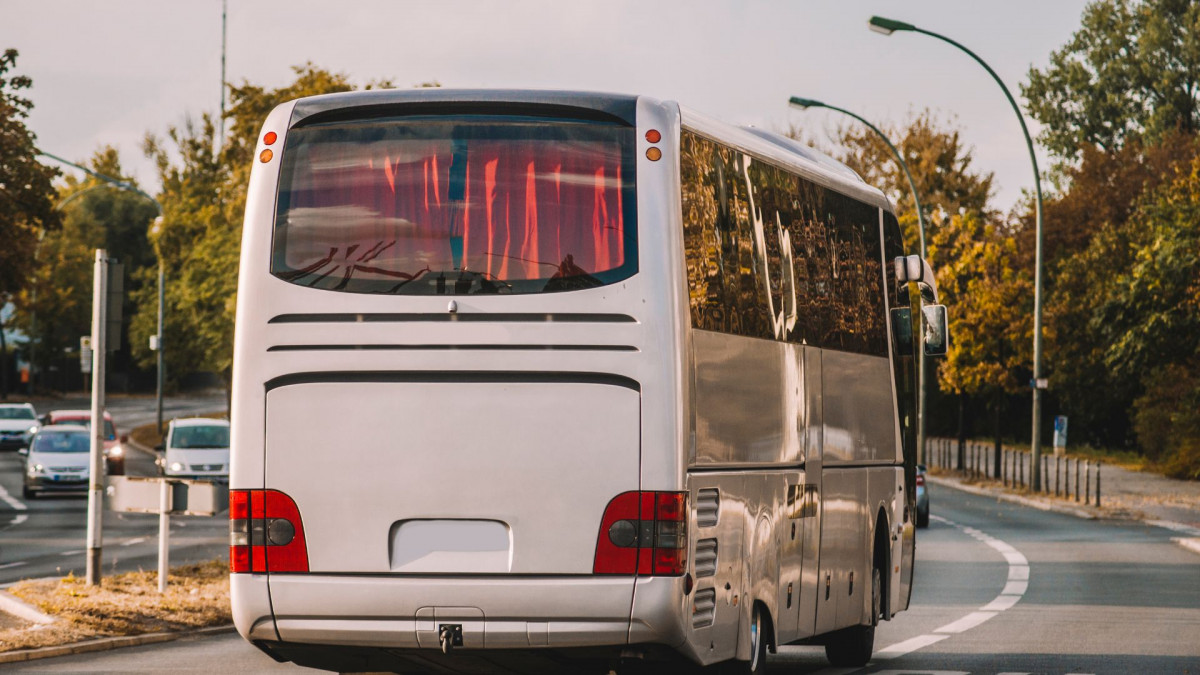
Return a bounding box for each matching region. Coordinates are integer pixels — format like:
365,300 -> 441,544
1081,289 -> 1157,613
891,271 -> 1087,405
21,425 -> 92,498
161,418 -> 230,479
0,403 -> 39,450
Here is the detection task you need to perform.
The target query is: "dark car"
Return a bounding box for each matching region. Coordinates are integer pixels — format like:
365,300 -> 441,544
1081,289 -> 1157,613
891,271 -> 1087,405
916,464 -> 930,528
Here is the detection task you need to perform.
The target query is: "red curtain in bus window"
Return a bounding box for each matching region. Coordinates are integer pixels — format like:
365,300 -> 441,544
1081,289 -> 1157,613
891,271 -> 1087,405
284,130 -> 626,286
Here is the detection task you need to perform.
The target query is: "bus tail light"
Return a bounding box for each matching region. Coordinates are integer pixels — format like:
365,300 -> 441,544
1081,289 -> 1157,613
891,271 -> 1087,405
915,473 -> 925,488
593,491 -> 688,576
230,489 -> 309,573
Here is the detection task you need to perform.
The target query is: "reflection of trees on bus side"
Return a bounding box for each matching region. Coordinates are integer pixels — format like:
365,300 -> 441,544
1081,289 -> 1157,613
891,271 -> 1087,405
681,130 -> 887,358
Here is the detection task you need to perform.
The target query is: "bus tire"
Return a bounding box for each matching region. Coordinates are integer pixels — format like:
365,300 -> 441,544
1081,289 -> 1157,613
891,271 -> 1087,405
824,566 -> 879,667
724,603 -> 768,674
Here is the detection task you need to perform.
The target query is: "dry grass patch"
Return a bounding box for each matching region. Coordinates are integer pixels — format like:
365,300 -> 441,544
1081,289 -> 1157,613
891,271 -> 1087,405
0,560 -> 230,652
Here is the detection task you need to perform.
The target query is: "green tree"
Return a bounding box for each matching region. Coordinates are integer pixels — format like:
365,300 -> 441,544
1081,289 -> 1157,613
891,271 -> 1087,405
0,48 -> 60,397
1023,0 -> 1200,162
0,49 -> 59,296
1042,134 -> 1200,447
10,147 -> 159,392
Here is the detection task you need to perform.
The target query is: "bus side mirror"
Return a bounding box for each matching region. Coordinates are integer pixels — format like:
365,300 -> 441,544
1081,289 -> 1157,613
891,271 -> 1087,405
922,305 -> 949,356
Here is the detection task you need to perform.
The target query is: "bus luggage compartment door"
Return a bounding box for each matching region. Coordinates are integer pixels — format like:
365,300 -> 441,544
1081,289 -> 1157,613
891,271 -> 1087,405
262,379 -> 641,578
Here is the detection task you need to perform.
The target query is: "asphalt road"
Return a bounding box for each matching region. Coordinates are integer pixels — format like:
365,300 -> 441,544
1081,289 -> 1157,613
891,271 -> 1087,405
0,395 -> 229,583
4,479 -> 1197,674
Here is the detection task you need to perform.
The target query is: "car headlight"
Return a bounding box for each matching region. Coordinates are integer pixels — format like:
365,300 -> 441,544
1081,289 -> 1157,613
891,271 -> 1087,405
27,463 -> 45,477
108,445 -> 123,457
27,426 -> 39,435
169,461 -> 184,473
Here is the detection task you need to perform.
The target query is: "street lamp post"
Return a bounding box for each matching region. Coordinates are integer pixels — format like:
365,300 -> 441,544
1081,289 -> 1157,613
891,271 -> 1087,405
788,96 -> 931,466
868,15 -> 1047,491
38,152 -> 167,438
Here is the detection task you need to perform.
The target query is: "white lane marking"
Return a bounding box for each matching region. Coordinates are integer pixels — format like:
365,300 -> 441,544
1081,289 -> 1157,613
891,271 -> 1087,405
0,484 -> 27,511
1000,580 -> 1028,596
0,561 -> 28,570
8,514 -> 28,527
60,549 -> 83,556
874,671 -> 966,675
871,634 -> 950,660
122,537 -> 147,547
1148,520 -> 1200,537
869,514 -> 1031,662
1173,537 -> 1200,556
934,610 -> 997,634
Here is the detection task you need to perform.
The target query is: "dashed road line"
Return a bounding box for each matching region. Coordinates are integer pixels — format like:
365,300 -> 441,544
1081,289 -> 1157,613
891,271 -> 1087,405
59,549 -> 83,556
0,561 -> 27,570
122,537 -> 148,547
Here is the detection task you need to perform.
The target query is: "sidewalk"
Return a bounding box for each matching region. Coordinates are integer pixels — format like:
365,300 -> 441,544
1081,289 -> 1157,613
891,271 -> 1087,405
926,439 -> 1200,559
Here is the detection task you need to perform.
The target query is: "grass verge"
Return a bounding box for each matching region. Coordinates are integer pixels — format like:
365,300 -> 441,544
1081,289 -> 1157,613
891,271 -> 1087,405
0,560 -> 230,653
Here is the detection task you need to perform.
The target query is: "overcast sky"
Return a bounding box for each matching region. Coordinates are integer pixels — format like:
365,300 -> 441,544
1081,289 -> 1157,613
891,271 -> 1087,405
5,0 -> 1091,213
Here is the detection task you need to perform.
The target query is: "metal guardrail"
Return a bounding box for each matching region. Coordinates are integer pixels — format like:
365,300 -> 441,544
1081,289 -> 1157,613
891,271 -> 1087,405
927,437 -> 1101,507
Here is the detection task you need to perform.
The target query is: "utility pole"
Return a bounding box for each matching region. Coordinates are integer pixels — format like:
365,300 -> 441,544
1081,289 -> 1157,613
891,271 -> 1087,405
219,0 -> 227,150
86,250 -> 109,586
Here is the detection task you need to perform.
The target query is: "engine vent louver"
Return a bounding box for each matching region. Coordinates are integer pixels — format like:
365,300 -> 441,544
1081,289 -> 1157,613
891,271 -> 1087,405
694,538 -> 718,578
696,488 -> 720,528
692,588 -> 716,629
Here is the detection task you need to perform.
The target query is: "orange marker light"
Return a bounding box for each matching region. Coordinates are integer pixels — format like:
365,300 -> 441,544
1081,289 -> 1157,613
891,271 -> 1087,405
646,147 -> 662,161
259,149 -> 273,163
645,129 -> 662,143
263,131 -> 278,145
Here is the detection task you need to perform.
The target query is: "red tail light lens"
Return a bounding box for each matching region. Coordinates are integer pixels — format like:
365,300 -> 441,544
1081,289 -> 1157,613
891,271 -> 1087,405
915,473 -> 926,487
593,491 -> 687,576
230,489 -> 309,574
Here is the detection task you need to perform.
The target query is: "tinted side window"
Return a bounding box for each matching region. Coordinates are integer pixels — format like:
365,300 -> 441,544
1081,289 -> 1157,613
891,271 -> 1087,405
681,130 -> 888,356
681,132 -> 727,332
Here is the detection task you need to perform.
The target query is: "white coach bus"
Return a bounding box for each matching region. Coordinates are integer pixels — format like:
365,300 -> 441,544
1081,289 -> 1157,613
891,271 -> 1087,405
230,89 -> 946,673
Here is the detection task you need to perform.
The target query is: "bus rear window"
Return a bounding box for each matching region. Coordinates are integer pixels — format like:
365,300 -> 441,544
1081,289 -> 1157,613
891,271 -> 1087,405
273,114 -> 637,295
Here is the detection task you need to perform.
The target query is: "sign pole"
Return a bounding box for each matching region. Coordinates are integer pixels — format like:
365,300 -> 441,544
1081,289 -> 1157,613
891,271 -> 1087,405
158,479 -> 170,592
86,250 -> 108,586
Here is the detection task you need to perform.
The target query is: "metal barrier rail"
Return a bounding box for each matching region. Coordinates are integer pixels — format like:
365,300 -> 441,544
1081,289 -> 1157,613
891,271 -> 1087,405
926,437 -> 1101,507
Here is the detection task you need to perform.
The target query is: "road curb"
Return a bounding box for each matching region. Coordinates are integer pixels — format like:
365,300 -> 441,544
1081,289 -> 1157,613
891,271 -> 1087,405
927,475 -> 1098,520
0,590 -> 54,625
0,624 -> 235,664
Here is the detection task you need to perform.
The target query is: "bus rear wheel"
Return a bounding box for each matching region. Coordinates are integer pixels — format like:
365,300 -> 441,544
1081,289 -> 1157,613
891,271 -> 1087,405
824,566 -> 879,667
723,604 -> 768,674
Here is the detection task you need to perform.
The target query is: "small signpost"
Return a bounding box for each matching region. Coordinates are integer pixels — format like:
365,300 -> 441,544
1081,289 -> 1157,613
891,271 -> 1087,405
1053,415 -> 1068,457
107,476 -> 228,592
79,336 -> 92,374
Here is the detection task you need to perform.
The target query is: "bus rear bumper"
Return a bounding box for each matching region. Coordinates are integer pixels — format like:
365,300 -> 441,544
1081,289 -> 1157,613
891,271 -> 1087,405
235,573 -> 689,668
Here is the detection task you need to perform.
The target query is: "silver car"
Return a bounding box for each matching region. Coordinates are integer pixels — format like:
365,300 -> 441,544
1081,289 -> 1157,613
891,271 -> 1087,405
21,425 -> 92,498
0,403 -> 38,450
